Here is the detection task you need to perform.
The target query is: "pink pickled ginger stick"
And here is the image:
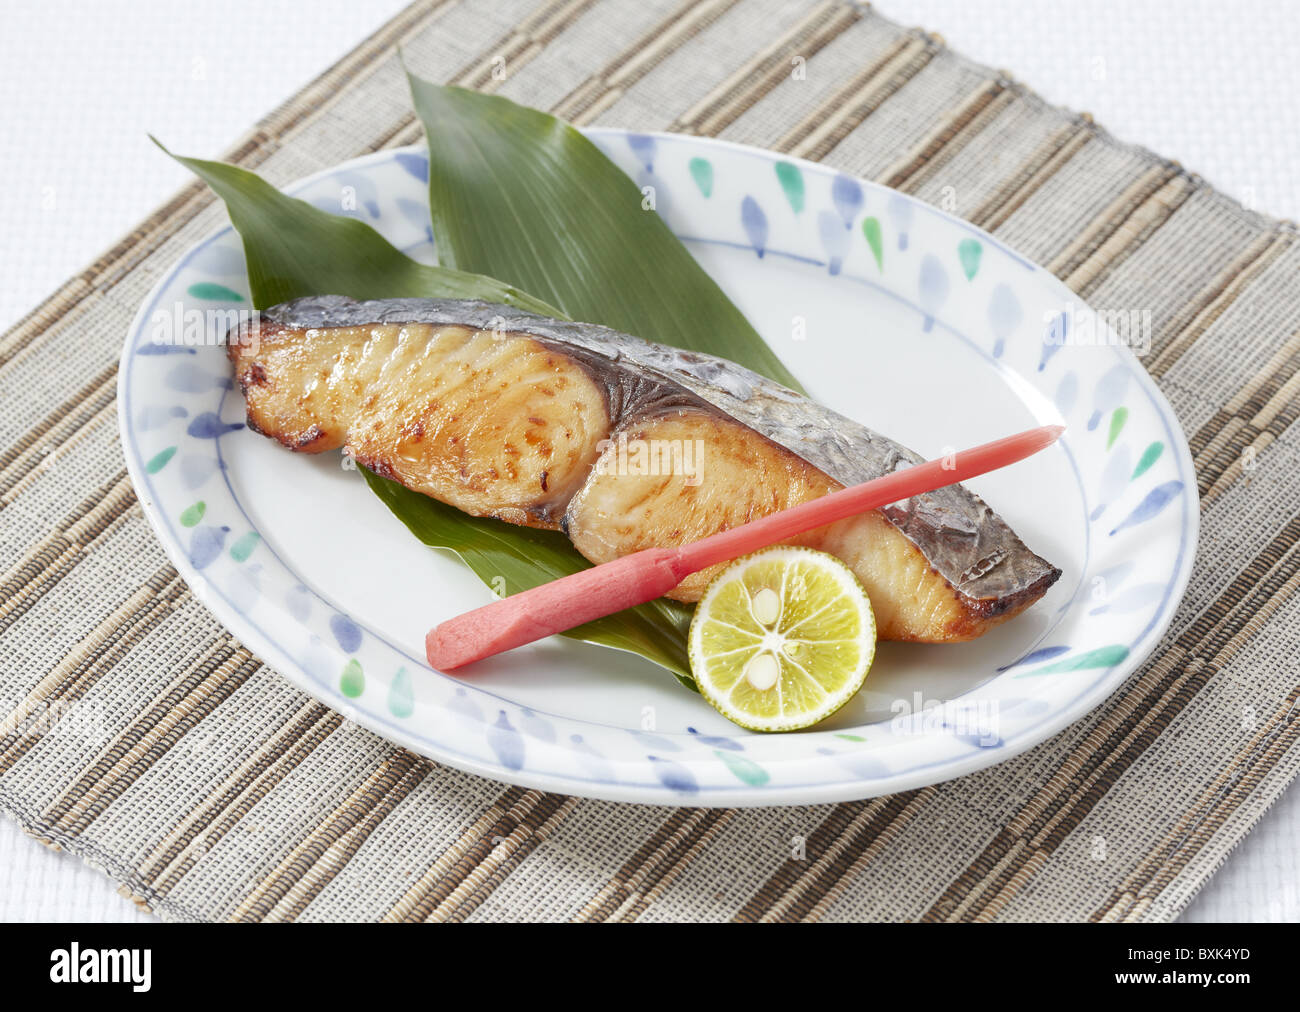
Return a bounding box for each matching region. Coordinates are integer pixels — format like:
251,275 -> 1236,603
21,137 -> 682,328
427,424 -> 1064,670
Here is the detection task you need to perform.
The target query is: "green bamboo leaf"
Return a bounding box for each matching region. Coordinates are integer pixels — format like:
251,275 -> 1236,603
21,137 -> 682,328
405,75 -> 805,393
154,138 -> 561,316
161,142 -> 694,684
363,469 -> 695,688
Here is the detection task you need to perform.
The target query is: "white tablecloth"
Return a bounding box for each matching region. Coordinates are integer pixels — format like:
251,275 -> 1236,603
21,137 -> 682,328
1,0 -> 1295,922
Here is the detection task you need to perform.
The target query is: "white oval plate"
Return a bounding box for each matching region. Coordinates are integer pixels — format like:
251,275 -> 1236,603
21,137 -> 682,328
118,131 -> 1197,806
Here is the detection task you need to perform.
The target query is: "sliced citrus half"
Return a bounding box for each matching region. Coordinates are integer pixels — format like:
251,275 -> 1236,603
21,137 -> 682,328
687,546 -> 876,732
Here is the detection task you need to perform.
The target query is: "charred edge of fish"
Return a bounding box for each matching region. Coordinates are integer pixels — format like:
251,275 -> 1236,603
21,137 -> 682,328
294,424 -> 329,451
354,452 -> 399,481
960,567 -> 1060,620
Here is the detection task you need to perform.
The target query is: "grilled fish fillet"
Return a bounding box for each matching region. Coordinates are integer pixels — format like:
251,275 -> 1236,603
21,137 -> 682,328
229,296 -> 1060,642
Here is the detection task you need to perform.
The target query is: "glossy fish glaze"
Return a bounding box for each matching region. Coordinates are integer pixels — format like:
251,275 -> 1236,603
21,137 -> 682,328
229,296 -> 1060,641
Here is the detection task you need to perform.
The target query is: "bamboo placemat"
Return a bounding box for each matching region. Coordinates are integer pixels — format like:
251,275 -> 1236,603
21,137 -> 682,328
2,0 -> 1297,922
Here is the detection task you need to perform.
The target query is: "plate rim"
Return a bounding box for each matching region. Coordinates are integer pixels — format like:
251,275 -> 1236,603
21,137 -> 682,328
116,131 -> 1199,806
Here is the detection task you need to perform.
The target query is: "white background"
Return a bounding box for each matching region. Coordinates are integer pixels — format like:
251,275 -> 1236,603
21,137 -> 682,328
0,0 -> 1295,922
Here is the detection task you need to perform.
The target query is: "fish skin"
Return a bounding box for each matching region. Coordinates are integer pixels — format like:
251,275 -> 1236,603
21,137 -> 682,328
232,296 -> 1060,639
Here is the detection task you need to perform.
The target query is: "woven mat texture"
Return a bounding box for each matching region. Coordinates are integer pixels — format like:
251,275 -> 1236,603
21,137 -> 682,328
1,0 -> 1297,923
